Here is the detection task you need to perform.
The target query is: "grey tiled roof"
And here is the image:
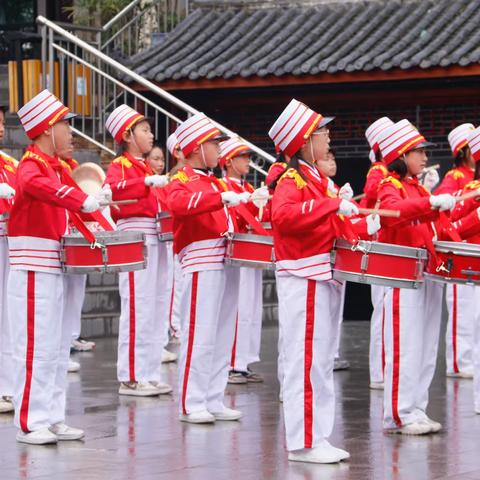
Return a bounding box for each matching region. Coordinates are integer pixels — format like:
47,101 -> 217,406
129,0 -> 480,83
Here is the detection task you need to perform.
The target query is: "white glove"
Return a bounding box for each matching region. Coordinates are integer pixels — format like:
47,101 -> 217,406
81,195 -> 100,213
430,194 -> 456,211
366,214 -> 381,235
422,169 -> 440,192
251,185 -> 269,208
145,175 -> 169,187
238,191 -> 251,204
0,183 -> 15,199
339,182 -> 354,200
337,199 -> 359,217
95,184 -> 112,204
221,191 -> 242,207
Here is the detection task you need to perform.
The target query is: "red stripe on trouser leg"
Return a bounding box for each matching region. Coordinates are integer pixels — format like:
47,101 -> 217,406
182,272 -> 198,415
20,271 -> 35,433
128,271 -> 136,382
304,279 -> 316,448
452,285 -> 459,374
392,288 -> 402,427
230,313 -> 239,369
381,302 -> 385,376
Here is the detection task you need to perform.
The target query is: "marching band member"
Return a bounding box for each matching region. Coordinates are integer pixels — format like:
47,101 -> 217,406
440,124 -> 476,378
0,105 -> 17,414
105,105 -> 172,397
146,143 -> 178,363
165,133 -> 184,342
217,137 -> 264,385
9,90 -> 100,444
168,113 -> 250,424
362,117 -> 394,389
269,99 -> 380,464
376,119 -> 480,436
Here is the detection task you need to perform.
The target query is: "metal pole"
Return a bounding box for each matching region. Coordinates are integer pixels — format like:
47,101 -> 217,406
48,28 -> 54,92
41,25 -> 47,89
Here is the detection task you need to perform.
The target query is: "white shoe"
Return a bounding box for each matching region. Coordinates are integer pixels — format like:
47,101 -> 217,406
210,407 -> 242,421
71,338 -> 96,352
161,348 -> 178,363
16,427 -> 57,445
446,370 -> 474,379
369,382 -> 384,390
387,422 -> 432,435
288,440 -> 350,464
420,417 -> 442,433
68,359 -> 80,373
0,396 -> 14,413
119,381 -> 162,397
180,410 -> 216,424
49,423 -> 84,441
149,381 -> 173,394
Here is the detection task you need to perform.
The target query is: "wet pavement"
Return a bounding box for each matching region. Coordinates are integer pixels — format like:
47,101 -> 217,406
1,321 -> 480,480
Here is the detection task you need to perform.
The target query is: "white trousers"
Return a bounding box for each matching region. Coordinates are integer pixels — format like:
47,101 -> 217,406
9,270 -> 69,432
471,287 -> 480,410
168,254 -> 183,339
117,241 -> 169,383
445,284 -> 474,375
276,271 -> 285,392
64,274 -> 87,341
0,237 -> 13,397
178,266 -> 240,414
333,281 -> 346,359
369,285 -> 386,384
277,275 -> 342,451
230,267 -> 263,372
383,281 -> 443,429
162,242 -> 175,347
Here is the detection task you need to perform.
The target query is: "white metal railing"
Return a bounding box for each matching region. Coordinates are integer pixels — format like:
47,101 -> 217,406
37,15 -> 273,180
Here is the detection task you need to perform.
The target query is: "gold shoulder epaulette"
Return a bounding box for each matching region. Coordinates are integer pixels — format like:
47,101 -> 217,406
21,150 -> 48,168
60,159 -> 72,172
0,150 -> 18,168
112,156 -> 132,168
217,178 -> 229,192
464,180 -> 480,192
268,162 -> 287,174
381,176 -> 404,190
446,169 -> 464,180
278,168 -> 307,189
170,170 -> 189,184
369,164 -> 388,175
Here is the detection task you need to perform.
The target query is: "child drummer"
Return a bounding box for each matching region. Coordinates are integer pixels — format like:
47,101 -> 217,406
9,90 -> 101,444
168,113 -> 262,424
105,104 -> 172,397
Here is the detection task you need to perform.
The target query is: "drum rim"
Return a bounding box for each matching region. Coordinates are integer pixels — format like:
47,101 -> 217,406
333,270 -> 423,289
433,241 -> 480,257
424,272 -> 480,285
157,212 -> 172,219
62,230 -> 145,244
224,257 -> 275,270
227,232 -> 274,245
62,260 -> 146,274
335,238 -> 428,260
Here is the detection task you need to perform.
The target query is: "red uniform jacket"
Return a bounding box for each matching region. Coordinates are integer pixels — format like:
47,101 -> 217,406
435,165 -> 474,195
105,151 -> 160,241
360,161 -> 388,208
378,174 -> 480,254
272,160 -> 368,281
0,150 -> 18,238
167,165 -> 231,273
450,180 -> 480,243
8,144 -> 87,273
222,176 -> 258,233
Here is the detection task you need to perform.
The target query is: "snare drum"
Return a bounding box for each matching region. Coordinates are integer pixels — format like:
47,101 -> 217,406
224,232 -> 274,270
60,230 -> 147,274
331,239 -> 428,289
157,212 -> 173,242
425,240 -> 480,285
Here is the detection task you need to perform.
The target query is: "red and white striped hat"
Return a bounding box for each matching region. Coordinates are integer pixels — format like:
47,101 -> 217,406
105,104 -> 145,144
218,137 -> 253,168
175,113 -> 229,157
268,99 -> 334,157
17,89 -> 75,140
378,119 -> 435,166
467,126 -> 480,163
166,132 -> 179,156
448,123 -> 475,156
365,117 -> 394,153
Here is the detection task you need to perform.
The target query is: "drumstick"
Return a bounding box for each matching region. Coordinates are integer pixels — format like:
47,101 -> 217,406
99,199 -> 138,207
352,193 -> 365,201
258,181 -> 265,221
358,207 -> 400,218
